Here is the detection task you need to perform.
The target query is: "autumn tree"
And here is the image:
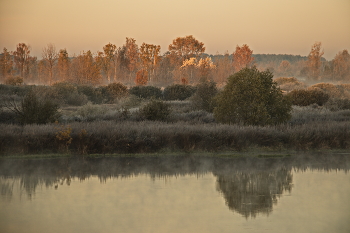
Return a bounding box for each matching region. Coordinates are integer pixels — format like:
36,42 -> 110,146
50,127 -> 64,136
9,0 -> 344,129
13,43 -> 31,79
278,60 -> 292,76
96,43 -> 117,83
332,49 -> 350,81
135,69 -> 148,86
70,51 -> 101,85
197,57 -> 216,82
0,48 -> 13,81
180,57 -> 197,84
42,43 -> 58,85
125,37 -> 139,82
212,52 -> 234,85
307,42 -> 324,81
168,35 -> 205,64
232,44 -> 254,72
56,49 -> 70,82
139,43 -> 161,82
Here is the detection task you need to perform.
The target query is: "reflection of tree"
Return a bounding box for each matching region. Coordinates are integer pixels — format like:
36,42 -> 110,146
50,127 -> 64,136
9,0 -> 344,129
0,154 -> 348,205
215,168 -> 293,218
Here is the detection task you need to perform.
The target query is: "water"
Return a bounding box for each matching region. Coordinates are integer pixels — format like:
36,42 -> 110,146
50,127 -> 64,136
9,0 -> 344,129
0,154 -> 349,233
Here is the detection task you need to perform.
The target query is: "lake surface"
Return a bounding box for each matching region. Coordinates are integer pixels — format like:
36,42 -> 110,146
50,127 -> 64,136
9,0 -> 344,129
1,154 -> 349,233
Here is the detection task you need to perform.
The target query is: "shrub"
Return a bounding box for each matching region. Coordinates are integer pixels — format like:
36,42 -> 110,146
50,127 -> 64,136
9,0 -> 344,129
214,68 -> 292,126
105,82 -> 129,102
163,84 -> 196,100
190,81 -> 218,112
8,90 -> 60,124
5,76 -> 23,86
310,83 -> 342,98
286,88 -> 329,106
65,92 -> 89,106
140,100 -> 171,121
325,98 -> 350,111
129,86 -> 162,99
76,85 -> 104,104
274,77 -> 307,92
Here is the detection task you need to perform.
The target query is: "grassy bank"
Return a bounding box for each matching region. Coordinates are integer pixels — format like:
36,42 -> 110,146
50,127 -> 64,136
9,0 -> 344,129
1,117 -> 350,156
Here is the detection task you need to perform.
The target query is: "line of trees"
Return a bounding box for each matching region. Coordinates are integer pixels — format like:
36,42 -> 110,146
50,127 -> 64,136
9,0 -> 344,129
0,38 -> 349,86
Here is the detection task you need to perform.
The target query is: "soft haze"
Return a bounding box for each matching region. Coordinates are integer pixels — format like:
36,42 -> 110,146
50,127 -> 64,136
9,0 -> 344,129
0,0 -> 349,60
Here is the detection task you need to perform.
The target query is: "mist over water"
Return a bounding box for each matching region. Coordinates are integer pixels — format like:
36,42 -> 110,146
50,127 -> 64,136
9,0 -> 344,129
0,154 -> 349,233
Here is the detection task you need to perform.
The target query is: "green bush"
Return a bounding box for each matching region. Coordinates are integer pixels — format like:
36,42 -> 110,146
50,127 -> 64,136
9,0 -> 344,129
214,68 -> 292,126
163,84 -> 196,100
140,100 -> 171,121
129,86 -> 162,99
76,85 -> 104,104
11,90 -> 60,124
104,82 -> 129,103
190,81 -> 218,112
286,88 -> 329,106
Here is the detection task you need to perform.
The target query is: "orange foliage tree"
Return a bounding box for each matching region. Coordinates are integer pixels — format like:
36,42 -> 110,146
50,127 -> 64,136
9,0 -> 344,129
333,49 -> 350,81
307,42 -> 324,81
135,69 -> 148,86
168,35 -> 205,64
232,44 -> 254,72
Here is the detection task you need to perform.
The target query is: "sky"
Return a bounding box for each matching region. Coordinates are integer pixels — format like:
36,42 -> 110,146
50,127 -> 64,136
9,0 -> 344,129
0,0 -> 349,60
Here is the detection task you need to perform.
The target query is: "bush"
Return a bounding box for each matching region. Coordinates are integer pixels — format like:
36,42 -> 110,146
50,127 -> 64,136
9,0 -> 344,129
104,83 -> 129,103
325,98 -> 350,111
310,83 -> 342,98
274,77 -> 307,92
214,68 -> 292,126
286,88 -> 329,106
163,84 -> 196,100
9,90 -> 60,124
140,100 -> 171,121
190,81 -> 218,112
5,76 -> 23,86
76,85 -> 104,104
65,92 -> 89,106
129,86 -> 162,99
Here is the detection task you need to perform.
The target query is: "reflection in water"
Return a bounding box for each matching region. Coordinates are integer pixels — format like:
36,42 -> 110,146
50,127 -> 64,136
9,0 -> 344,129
215,168 -> 293,218
0,154 -> 349,218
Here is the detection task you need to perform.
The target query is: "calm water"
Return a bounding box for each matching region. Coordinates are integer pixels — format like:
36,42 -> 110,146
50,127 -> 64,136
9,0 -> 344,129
0,154 -> 349,233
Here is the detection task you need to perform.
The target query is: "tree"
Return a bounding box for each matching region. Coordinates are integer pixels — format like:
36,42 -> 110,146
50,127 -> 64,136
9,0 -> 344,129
13,43 -> 31,79
232,44 -> 254,72
70,51 -> 101,85
0,47 -> 13,80
197,57 -> 216,82
307,42 -> 324,81
125,37 -> 139,82
139,43 -> 161,82
96,43 -> 117,83
168,35 -> 205,64
56,49 -> 70,82
214,68 -> 291,126
135,69 -> 148,86
332,49 -> 350,81
42,44 -> 58,85
278,60 -> 292,76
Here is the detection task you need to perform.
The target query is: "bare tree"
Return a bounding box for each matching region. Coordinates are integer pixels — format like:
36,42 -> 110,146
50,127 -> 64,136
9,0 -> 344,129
42,43 -> 58,85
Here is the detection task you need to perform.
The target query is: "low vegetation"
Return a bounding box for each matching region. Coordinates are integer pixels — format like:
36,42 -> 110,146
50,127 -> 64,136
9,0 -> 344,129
1,71 -> 350,156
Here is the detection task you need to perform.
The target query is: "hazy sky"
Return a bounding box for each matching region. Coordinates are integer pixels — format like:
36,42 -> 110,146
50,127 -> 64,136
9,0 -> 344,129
0,0 -> 349,60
